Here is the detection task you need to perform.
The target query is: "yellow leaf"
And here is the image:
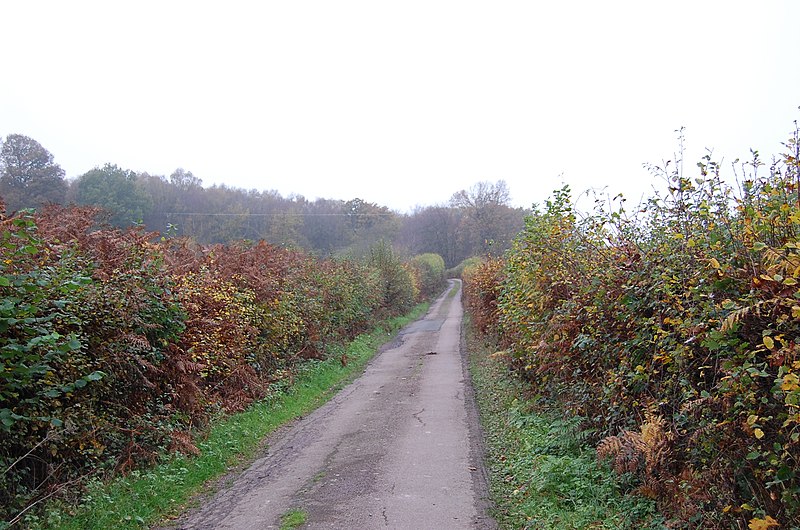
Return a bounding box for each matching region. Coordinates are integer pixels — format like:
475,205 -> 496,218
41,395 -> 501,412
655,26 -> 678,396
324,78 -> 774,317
748,515 -> 780,530
763,336 -> 775,350
754,428 -> 765,439
747,414 -> 759,426
781,373 -> 800,392
783,277 -> 799,286
709,257 -> 721,269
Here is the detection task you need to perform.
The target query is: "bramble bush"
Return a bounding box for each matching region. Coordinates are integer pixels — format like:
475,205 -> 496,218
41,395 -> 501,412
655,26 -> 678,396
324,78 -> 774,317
0,204 -> 421,525
464,124 -> 800,528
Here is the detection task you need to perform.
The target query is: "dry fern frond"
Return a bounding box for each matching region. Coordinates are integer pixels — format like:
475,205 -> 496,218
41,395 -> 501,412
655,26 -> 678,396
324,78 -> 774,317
680,396 -> 715,416
721,299 -> 778,332
168,431 -> 200,456
122,333 -> 151,352
597,430 -> 647,474
764,246 -> 800,275
597,412 -> 673,480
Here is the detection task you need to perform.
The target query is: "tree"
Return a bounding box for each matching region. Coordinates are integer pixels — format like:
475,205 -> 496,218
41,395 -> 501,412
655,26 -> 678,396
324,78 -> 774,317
341,198 -> 400,258
74,164 -> 151,228
410,253 -> 446,297
450,180 -> 511,210
399,205 -> 463,268
302,198 -> 350,254
0,134 -> 67,213
169,168 -> 202,190
449,180 -> 525,256
368,240 -> 417,312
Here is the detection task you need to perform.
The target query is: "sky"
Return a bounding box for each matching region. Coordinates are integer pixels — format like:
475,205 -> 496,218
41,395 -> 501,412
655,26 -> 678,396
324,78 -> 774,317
2,1 -> 799,213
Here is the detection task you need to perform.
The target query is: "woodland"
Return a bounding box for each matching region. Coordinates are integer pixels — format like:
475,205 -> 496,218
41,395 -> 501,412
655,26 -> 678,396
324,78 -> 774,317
0,133 -> 527,268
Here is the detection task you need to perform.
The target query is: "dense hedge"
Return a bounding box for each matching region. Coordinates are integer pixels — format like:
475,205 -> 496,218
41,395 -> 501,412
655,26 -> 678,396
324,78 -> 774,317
464,128 -> 800,528
0,204 -> 425,523
409,253 -> 447,299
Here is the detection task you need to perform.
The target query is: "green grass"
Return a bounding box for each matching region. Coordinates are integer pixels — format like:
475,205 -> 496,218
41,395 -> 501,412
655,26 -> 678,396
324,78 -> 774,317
279,508 -> 308,529
26,303 -> 428,530
468,325 -> 665,530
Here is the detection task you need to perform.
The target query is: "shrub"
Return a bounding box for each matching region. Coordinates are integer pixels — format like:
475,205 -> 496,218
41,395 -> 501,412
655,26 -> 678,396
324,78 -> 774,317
409,253 -> 446,298
0,206 -> 409,524
447,256 -> 482,279
368,240 -> 418,314
464,125 -> 800,527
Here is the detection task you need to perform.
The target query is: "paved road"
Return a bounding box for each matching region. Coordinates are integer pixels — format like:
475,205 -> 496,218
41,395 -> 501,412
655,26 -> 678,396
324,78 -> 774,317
168,279 -> 494,529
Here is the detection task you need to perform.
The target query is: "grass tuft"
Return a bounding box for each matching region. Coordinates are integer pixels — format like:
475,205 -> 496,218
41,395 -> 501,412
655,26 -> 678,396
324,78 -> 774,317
279,508 -> 308,529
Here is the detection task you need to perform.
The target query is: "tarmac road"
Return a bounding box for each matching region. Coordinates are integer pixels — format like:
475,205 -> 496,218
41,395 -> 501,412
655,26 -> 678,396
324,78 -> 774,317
167,279 -> 494,529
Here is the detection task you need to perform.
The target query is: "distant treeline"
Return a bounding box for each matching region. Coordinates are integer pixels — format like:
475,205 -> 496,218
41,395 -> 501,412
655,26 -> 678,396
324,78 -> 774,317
0,134 -> 528,266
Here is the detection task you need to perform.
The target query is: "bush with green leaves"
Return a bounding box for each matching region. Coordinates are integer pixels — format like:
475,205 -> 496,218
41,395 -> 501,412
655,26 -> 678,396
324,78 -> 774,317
0,204 -> 417,524
465,125 -> 800,528
0,209 -> 191,523
0,213 -> 95,516
368,240 -> 418,314
409,253 -> 446,298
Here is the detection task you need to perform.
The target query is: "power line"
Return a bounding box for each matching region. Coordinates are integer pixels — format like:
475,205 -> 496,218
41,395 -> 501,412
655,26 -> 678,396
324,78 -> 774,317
157,212 -> 398,217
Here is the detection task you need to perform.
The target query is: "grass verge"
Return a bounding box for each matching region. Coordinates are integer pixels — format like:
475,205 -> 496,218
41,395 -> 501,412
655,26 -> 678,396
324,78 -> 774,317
467,324 -> 665,530
28,303 -> 429,530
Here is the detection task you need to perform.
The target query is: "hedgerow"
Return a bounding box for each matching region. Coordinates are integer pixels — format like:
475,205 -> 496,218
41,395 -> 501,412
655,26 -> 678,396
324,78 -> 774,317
409,253 -> 446,299
464,125 -> 800,528
0,204 -> 420,525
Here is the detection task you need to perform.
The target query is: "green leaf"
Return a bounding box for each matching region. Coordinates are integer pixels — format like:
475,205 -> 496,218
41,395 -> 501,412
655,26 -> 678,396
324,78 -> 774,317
85,371 -> 105,381
67,336 -> 82,351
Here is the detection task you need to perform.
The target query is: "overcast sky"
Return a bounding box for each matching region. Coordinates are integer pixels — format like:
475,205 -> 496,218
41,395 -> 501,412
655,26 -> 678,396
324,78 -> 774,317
2,1 -> 799,212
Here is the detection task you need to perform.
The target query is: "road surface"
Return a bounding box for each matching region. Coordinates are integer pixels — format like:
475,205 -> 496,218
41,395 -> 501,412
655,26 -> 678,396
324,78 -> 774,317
167,279 -> 494,529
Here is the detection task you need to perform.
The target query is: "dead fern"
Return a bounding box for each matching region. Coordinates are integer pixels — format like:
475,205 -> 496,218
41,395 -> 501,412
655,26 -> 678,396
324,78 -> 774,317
763,245 -> 800,276
721,299 -> 779,332
597,410 -> 674,490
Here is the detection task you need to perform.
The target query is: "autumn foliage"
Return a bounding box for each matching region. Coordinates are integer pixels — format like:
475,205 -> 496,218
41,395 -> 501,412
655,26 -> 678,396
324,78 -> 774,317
0,205 -> 424,522
464,127 -> 800,528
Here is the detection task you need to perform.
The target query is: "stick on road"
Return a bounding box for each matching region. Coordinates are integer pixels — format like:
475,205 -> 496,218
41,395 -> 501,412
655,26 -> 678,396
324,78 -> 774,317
170,280 -> 493,529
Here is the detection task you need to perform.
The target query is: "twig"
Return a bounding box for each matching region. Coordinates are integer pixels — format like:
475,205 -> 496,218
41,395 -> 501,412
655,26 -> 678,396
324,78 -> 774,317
6,473 -> 87,528
2,429 -> 63,476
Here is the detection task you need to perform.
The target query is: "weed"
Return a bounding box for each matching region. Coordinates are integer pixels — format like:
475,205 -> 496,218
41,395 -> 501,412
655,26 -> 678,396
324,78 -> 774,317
468,324 -> 663,529
279,508 -> 308,529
